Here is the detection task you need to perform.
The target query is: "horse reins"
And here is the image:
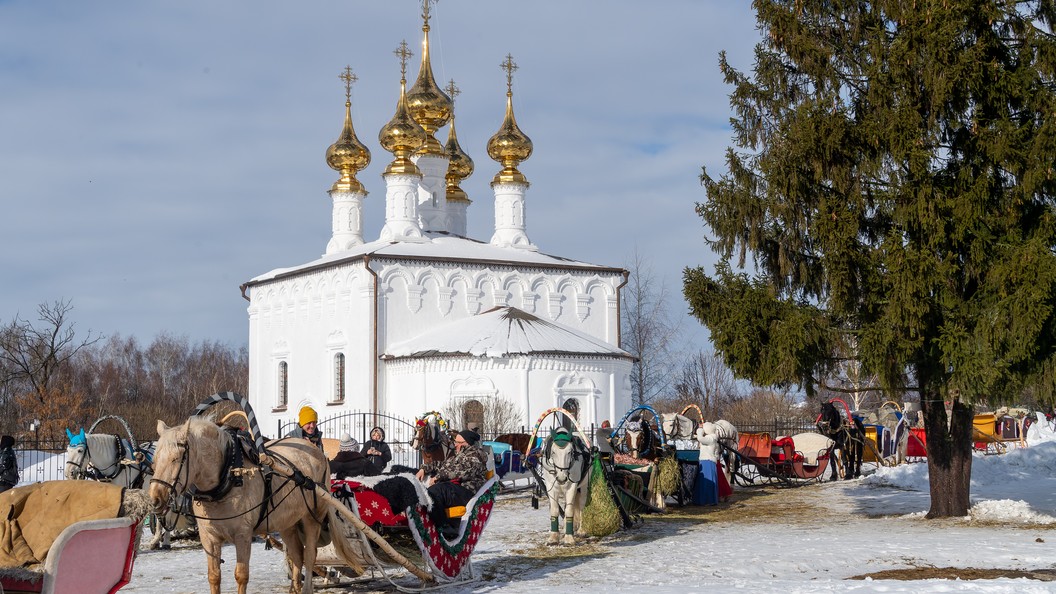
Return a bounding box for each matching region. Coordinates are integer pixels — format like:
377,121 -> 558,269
150,432 -> 323,531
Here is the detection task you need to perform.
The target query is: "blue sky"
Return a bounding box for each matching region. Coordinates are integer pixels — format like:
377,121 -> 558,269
0,1 -> 760,349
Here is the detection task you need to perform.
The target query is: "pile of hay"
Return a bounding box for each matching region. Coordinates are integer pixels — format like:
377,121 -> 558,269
580,456 -> 620,537
657,454 -> 681,495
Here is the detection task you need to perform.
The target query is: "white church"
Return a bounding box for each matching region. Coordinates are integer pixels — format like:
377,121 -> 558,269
241,8 -> 634,436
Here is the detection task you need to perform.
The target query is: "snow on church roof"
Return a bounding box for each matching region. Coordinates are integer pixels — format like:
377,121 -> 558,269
383,306 -> 634,361
245,233 -> 623,287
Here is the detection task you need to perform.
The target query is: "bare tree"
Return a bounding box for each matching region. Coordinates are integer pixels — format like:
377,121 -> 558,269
442,396 -> 523,437
0,300 -> 99,407
621,250 -> 681,406
721,387 -> 808,429
663,349 -> 741,418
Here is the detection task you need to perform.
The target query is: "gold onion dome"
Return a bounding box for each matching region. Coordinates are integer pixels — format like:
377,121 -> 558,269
487,54 -> 532,185
326,66 -> 371,193
405,5 -> 452,156
444,80 -> 473,203
379,41 -> 428,176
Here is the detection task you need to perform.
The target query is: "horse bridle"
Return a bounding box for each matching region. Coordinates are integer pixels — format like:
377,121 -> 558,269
66,437 -> 126,482
543,441 -> 589,486
149,439 -> 193,518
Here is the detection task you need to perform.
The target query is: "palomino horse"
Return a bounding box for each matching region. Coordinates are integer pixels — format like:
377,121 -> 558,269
411,412 -> 453,474
537,427 -> 593,545
149,416 -> 335,594
817,400 -> 864,480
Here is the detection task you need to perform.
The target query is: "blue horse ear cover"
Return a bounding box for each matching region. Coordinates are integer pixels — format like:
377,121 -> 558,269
68,428 -> 87,446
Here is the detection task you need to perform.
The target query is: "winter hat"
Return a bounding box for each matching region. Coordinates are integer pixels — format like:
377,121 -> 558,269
339,432 -> 358,452
370,426 -> 385,440
458,429 -> 480,446
298,406 -> 318,427
0,435 -> 13,449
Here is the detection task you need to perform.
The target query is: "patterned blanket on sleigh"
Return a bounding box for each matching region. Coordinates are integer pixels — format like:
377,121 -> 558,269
329,474 -> 499,581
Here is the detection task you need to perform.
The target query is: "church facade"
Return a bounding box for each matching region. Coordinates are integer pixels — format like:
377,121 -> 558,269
241,8 -> 633,436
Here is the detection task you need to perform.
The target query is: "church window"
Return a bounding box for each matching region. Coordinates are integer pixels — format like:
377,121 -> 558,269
333,353 -> 346,403
561,397 -> 580,421
277,361 -> 289,407
560,397 -> 580,432
462,399 -> 484,433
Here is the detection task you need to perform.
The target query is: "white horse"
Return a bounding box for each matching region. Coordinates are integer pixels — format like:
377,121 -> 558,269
149,416 -> 356,594
700,420 -> 739,474
660,413 -> 697,442
64,428 -> 181,550
537,428 -> 593,545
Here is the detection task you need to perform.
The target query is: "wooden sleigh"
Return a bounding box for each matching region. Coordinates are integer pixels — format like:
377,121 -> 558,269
727,432 -> 835,486
315,453 -> 500,590
0,517 -> 142,594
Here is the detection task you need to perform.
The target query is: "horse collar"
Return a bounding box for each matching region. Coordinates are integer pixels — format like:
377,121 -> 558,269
190,429 -> 246,503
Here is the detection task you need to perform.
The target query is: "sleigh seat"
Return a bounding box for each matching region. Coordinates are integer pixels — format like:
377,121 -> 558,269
0,517 -> 142,594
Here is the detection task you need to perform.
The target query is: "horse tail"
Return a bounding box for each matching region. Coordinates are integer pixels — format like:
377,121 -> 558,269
324,504 -> 370,576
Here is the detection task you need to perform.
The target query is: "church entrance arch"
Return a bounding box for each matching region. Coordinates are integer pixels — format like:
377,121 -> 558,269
555,374 -> 598,430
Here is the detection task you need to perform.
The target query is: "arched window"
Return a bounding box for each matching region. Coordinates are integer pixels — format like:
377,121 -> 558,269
561,397 -> 580,421
560,397 -> 580,431
462,399 -> 485,432
277,361 -> 289,407
332,353 -> 345,403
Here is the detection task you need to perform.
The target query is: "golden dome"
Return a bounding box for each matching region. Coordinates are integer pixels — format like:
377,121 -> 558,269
405,10 -> 452,156
326,68 -> 370,193
379,42 -> 427,176
487,55 -> 532,185
443,79 -> 473,204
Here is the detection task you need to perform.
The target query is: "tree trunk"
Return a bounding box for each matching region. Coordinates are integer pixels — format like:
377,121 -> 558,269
922,396 -> 974,518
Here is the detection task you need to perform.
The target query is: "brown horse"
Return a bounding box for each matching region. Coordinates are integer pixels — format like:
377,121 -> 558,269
149,416 -> 341,594
410,413 -> 453,473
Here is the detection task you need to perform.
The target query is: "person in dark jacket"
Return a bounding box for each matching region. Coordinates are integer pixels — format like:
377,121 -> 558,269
361,426 -> 392,472
424,428 -> 488,535
330,433 -> 376,478
0,435 -> 19,493
285,406 -> 323,450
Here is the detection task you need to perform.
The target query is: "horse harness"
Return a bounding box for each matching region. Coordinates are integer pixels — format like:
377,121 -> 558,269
150,428 -> 320,532
72,436 -> 152,489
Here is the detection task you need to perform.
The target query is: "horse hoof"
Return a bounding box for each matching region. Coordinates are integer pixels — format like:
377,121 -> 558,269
562,535 -> 576,546
546,533 -> 561,546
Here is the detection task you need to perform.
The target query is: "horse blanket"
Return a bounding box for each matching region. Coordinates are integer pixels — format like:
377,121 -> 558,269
0,481 -> 127,568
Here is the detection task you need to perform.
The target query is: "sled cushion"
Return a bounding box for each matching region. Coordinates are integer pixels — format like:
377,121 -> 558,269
789,433 -> 835,466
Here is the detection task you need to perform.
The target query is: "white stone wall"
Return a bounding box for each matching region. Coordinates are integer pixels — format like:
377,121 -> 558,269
382,356 -> 632,430
247,260 -> 372,435
247,255 -> 628,434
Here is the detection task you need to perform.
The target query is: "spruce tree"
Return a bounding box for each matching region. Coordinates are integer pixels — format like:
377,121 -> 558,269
685,0 -> 1056,516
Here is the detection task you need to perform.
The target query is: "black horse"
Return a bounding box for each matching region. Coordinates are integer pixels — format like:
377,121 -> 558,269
817,401 -> 865,480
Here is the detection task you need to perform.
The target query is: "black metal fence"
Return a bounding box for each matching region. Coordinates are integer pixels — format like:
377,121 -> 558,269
13,438 -> 71,485
277,411 -> 421,469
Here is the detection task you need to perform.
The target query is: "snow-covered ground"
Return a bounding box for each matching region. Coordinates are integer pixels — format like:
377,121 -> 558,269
114,418 -> 1056,593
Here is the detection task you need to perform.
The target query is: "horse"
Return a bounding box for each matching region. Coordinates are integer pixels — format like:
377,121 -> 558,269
64,427 -> 185,550
659,413 -> 697,442
817,400 -> 865,480
535,427 -> 593,545
411,413 -> 454,474
623,418 -> 661,460
149,416 -> 340,594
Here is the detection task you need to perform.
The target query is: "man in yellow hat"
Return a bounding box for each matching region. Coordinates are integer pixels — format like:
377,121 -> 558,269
286,405 -> 323,450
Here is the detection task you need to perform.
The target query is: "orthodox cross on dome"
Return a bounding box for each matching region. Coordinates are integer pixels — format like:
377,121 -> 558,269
421,0 -> 438,25
445,79 -> 460,102
339,66 -> 357,102
500,53 -> 518,94
394,40 -> 413,80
